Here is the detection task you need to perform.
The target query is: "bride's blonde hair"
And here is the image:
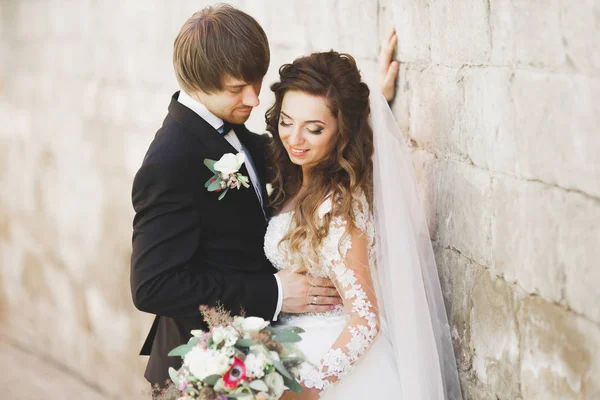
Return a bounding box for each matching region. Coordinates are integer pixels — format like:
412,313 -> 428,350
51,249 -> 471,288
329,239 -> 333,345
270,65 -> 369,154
265,51 -> 374,268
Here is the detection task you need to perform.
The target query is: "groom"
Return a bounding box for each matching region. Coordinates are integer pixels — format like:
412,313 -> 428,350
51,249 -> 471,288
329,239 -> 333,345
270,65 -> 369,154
129,4 -> 343,389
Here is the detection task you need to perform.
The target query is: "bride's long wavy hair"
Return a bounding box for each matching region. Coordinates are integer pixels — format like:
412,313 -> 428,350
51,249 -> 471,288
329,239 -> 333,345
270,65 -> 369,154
265,51 -> 374,268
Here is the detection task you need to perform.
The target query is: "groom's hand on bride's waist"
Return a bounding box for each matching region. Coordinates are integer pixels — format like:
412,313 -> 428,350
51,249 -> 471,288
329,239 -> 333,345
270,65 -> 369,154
276,270 -> 342,314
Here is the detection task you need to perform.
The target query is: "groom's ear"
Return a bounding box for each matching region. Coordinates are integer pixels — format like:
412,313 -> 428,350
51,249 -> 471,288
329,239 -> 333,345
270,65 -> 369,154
173,4 -> 270,95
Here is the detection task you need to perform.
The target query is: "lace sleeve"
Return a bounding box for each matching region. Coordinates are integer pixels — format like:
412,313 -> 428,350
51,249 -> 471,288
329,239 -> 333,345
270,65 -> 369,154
300,194 -> 379,392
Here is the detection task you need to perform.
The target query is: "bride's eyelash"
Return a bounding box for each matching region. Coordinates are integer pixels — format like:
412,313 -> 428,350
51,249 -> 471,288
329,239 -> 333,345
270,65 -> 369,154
279,120 -> 292,127
308,128 -> 323,135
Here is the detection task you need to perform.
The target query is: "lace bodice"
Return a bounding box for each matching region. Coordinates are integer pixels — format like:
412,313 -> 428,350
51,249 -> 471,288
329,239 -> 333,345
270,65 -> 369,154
264,192 -> 379,393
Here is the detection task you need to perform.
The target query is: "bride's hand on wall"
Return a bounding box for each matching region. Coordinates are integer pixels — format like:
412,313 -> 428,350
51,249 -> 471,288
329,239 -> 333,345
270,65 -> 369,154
378,28 -> 399,102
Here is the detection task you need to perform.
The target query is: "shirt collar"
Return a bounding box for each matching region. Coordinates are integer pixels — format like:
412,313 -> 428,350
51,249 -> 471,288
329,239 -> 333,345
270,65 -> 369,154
177,90 -> 224,131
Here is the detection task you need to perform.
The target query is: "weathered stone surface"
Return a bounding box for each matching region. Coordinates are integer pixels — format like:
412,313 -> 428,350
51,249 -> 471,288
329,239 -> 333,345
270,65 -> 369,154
491,176 -> 565,302
561,0 -> 600,75
434,160 -> 493,267
384,0 -> 431,62
436,246 -> 521,399
511,71 -> 600,197
511,0 -> 565,68
430,0 -> 491,65
518,297 -> 600,399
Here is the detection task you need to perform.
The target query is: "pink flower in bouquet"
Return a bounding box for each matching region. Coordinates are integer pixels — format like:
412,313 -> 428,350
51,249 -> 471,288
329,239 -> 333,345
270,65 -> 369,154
223,357 -> 246,389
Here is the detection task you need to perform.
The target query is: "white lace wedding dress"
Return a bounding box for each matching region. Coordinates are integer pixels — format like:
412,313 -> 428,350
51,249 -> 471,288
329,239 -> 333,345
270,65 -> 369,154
264,192 -> 403,399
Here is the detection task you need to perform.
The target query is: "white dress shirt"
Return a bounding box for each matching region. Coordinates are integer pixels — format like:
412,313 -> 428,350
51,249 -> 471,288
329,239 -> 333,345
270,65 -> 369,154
177,90 -> 283,321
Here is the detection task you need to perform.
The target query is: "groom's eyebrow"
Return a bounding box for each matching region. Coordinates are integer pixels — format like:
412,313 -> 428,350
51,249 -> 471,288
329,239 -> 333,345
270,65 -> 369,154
280,111 -> 326,125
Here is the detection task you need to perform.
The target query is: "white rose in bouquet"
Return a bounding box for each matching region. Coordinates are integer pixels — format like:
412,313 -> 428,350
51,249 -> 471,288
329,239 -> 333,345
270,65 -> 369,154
184,347 -> 230,380
212,325 -> 239,347
240,316 -> 269,333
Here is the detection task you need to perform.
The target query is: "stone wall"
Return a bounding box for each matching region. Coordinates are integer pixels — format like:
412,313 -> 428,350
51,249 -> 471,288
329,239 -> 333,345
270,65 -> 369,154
0,1 -> 598,399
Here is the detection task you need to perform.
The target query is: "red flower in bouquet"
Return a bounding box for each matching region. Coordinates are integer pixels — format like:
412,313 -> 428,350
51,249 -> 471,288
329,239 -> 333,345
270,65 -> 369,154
223,357 -> 246,389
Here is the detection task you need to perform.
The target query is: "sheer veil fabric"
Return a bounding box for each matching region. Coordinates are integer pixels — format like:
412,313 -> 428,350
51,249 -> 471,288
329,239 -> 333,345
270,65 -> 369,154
368,85 -> 462,399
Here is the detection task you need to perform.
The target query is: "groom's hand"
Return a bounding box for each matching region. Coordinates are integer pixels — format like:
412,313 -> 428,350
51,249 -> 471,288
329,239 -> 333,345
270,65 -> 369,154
276,270 -> 342,313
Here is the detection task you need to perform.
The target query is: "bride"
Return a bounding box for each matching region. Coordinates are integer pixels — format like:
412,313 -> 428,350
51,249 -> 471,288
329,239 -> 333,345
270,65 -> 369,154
263,51 -> 462,399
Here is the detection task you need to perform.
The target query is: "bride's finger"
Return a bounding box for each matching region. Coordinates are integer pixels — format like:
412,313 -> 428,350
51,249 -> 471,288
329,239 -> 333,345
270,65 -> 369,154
378,29 -> 397,74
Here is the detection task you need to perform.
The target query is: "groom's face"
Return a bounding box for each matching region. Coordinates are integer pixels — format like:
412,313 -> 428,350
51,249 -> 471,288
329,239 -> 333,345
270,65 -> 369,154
197,75 -> 263,124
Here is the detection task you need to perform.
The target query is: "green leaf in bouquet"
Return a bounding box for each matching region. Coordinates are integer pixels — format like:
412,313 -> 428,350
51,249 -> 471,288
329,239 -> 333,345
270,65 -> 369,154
248,379 -> 269,392
168,342 -> 194,357
168,367 -> 180,387
218,188 -> 230,200
235,339 -> 253,348
281,356 -> 303,365
208,179 -> 223,192
282,375 -> 303,393
272,331 -> 302,343
202,374 -> 221,386
204,159 -> 217,173
228,385 -> 253,398
268,326 -> 304,335
271,358 -> 293,380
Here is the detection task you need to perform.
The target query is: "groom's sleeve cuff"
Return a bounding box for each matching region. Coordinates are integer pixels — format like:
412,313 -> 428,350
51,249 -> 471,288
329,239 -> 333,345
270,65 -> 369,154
273,274 -> 283,321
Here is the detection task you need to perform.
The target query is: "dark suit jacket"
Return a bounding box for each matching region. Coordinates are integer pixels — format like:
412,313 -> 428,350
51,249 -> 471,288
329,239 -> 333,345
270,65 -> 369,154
130,92 -> 278,386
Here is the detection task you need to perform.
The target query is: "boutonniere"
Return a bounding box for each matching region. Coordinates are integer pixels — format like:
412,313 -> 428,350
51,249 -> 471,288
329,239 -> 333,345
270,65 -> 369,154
204,152 -> 251,200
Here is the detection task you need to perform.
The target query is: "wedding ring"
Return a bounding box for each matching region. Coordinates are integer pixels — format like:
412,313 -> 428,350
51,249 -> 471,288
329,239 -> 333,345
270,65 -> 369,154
313,296 -> 318,304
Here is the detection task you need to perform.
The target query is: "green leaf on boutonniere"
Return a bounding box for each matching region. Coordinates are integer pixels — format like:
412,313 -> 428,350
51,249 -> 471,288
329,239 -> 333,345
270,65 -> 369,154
207,180 -> 222,192
204,158 -> 217,173
218,188 -> 229,200
235,339 -> 253,348
205,174 -> 218,188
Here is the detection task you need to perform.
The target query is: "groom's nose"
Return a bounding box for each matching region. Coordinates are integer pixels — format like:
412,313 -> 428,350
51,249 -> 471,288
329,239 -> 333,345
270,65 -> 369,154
241,86 -> 260,107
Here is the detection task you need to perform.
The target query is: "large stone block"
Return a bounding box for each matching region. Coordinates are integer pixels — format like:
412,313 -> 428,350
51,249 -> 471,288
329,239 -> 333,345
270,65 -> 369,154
460,67 -> 515,171
436,246 -> 521,399
434,160 -> 493,267
492,176 -> 564,302
518,297 -> 600,399
511,71 -> 600,197
404,65 -> 463,154
512,0 -> 565,67
561,0 -> 600,75
430,0 -> 492,65
384,0 -> 431,62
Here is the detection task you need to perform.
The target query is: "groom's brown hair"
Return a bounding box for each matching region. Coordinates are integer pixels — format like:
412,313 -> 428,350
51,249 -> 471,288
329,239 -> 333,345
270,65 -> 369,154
173,4 -> 270,94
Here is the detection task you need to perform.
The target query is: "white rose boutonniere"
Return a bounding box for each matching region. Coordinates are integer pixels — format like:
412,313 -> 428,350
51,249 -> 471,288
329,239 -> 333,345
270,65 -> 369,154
204,152 -> 251,200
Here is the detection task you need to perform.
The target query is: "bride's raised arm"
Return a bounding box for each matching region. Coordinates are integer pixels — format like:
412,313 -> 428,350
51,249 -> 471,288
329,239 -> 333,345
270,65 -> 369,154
299,194 -> 380,392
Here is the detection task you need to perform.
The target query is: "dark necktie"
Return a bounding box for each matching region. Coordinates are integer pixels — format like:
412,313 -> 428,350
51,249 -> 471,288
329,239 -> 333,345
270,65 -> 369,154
219,122 -> 233,135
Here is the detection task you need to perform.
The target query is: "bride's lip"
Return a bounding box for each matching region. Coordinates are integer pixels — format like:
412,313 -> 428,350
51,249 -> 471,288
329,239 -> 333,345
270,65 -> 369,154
289,146 -> 309,156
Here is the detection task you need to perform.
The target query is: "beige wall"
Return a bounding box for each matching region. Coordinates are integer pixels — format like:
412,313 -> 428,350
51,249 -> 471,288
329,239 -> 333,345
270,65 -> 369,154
0,1 -> 598,399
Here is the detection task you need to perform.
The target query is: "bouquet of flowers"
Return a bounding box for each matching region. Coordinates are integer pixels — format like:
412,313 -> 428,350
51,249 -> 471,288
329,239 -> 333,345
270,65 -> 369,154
157,306 -> 304,400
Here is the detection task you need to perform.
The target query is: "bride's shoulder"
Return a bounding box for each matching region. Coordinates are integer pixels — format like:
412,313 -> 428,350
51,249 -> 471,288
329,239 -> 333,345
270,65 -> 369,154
317,189 -> 371,220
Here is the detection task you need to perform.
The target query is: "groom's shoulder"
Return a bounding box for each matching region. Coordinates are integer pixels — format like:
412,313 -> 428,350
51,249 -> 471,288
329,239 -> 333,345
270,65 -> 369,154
141,117 -> 204,168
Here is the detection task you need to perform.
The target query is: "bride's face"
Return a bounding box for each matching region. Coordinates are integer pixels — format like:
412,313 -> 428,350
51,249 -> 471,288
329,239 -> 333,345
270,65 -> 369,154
278,91 -> 338,170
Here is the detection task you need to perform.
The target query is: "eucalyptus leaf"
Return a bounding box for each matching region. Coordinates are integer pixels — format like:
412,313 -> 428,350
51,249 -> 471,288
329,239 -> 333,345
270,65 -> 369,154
282,375 -> 303,393
204,159 -> 217,173
204,175 -> 218,188
167,342 -> 194,357
208,180 -> 222,192
168,367 -> 180,386
272,331 -> 302,343
248,379 -> 269,392
202,374 -> 221,386
271,358 -> 293,380
218,188 -> 229,200
235,339 -> 253,348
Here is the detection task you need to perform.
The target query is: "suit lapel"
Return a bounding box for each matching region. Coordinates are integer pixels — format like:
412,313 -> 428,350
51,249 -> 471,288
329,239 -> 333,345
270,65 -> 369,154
167,92 -> 267,217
